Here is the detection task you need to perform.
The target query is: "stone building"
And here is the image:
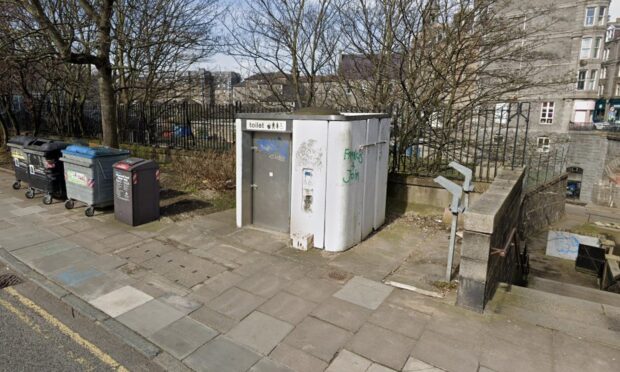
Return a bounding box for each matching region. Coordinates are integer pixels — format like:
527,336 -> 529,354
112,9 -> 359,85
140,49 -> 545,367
501,1 -> 615,203
232,72 -> 297,109
212,71 -> 242,105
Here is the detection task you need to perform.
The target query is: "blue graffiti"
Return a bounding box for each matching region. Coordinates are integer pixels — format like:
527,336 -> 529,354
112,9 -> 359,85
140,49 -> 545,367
256,138 -> 289,161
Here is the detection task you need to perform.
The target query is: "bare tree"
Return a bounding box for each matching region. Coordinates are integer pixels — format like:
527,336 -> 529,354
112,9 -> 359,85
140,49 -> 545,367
114,0 -> 221,105
334,0 -> 562,172
225,0 -> 341,109
16,0 -> 119,146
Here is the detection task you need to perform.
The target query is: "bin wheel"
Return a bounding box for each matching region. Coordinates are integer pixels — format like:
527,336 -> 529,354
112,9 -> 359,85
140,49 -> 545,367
43,194 -> 53,205
12,181 -> 21,190
64,200 -> 75,210
85,207 -> 95,217
25,188 -> 35,199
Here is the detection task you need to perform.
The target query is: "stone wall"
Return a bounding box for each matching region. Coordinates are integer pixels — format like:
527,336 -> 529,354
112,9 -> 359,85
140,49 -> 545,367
387,174 -> 489,210
457,167 -> 526,313
520,174 -> 567,236
565,132 -> 610,203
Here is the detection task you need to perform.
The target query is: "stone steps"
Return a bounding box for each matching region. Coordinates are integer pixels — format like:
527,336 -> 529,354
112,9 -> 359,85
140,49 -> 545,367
528,276 -> 620,308
487,282 -> 620,350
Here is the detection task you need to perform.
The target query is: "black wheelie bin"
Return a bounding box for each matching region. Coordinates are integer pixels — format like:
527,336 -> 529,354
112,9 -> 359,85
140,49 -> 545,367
6,136 -> 35,190
23,139 -> 69,204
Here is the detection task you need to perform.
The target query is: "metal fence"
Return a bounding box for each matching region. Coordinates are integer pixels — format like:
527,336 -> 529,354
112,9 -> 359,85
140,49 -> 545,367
390,103 -> 532,182
523,146 -> 569,191
3,101 -> 287,150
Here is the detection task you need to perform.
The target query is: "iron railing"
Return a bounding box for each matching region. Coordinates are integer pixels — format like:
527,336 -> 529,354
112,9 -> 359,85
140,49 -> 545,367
390,103 -> 531,182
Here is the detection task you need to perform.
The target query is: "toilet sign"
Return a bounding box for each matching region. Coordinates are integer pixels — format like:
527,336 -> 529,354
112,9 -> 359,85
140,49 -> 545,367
246,120 -> 287,132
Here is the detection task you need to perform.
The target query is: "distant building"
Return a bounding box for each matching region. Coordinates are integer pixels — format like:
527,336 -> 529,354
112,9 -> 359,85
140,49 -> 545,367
213,71 -> 241,105
232,72 -> 297,109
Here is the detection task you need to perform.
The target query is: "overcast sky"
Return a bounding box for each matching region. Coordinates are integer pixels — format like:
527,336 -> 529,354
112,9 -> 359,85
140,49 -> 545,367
612,0 -> 620,20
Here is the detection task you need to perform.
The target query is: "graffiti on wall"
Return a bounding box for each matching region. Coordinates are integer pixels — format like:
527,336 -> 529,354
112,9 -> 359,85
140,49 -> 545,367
256,138 -> 289,162
343,148 -> 363,184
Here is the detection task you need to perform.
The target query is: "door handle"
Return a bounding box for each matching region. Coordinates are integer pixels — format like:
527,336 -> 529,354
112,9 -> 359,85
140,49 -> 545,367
250,184 -> 258,189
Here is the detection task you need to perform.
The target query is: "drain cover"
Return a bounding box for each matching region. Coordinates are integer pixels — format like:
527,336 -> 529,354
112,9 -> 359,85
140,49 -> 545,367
0,274 -> 23,289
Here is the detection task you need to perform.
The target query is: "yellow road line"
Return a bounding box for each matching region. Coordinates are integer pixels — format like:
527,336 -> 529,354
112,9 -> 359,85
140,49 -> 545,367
3,287 -> 129,372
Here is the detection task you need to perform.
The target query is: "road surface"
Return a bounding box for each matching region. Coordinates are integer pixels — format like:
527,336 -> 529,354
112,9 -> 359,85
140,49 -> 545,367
0,266 -> 161,372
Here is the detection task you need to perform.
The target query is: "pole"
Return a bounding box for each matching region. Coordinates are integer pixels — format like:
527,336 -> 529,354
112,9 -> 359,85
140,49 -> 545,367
446,211 -> 458,281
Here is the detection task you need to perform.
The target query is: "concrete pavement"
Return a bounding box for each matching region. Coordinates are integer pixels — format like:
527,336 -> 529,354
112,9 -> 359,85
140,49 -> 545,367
1,169 -> 619,372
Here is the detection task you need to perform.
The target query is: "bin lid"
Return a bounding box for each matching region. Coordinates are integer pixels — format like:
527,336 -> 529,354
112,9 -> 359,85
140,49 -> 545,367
62,145 -> 130,159
113,157 -> 158,171
24,138 -> 69,152
7,136 -> 35,147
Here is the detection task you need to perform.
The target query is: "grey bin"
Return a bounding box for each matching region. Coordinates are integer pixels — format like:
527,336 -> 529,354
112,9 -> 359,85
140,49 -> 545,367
113,158 -> 160,226
6,136 -> 35,190
60,145 -> 130,217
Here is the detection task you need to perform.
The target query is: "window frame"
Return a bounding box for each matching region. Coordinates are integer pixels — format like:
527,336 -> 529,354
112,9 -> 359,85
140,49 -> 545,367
585,6 -> 596,26
537,136 -> 551,153
580,37 -> 593,59
540,102 -> 555,125
598,6 -> 607,25
593,37 -> 602,59
577,70 -> 587,90
587,69 -> 598,91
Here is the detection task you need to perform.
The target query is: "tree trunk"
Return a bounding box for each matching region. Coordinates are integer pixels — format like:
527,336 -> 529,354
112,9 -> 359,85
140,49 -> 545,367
98,64 -> 119,147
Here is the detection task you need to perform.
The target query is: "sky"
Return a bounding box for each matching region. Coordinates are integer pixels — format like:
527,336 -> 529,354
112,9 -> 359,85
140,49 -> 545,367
202,0 -> 620,75
612,0 -> 620,20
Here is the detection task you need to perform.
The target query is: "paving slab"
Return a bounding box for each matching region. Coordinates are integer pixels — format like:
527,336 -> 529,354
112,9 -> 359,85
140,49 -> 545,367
117,239 -> 175,264
236,272 -> 291,298
191,271 -> 246,302
31,247 -> 98,275
189,242 -> 247,266
283,316 -> 352,362
207,287 -> 266,320
10,204 -> 45,216
69,273 -> 133,301
89,285 -> 154,317
150,317 -> 218,360
258,291 -> 317,325
184,336 -> 261,372
325,349 -> 372,372
284,276 -> 342,303
347,323 -> 416,371
403,357 -> 443,371
0,226 -> 59,251
333,276 -> 393,310
411,330 -> 479,372
479,335 -> 552,372
153,351 -> 194,372
367,364 -> 397,372
368,303 -> 431,340
227,311 -> 294,355
270,343 -> 328,372
159,294 -> 203,315
190,306 -> 237,334
117,299 -> 185,337
10,239 -> 79,264
248,358 -> 294,372
311,297 -> 372,332
53,266 -> 105,288
132,272 -> 191,297
551,332 -> 620,372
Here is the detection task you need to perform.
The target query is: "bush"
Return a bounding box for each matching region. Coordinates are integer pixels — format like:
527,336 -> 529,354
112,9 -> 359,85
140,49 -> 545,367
171,150 -> 235,191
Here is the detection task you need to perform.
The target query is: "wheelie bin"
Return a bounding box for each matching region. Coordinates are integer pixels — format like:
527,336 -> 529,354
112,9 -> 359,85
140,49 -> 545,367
6,136 -> 35,190
23,139 -> 69,204
60,145 -> 130,217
